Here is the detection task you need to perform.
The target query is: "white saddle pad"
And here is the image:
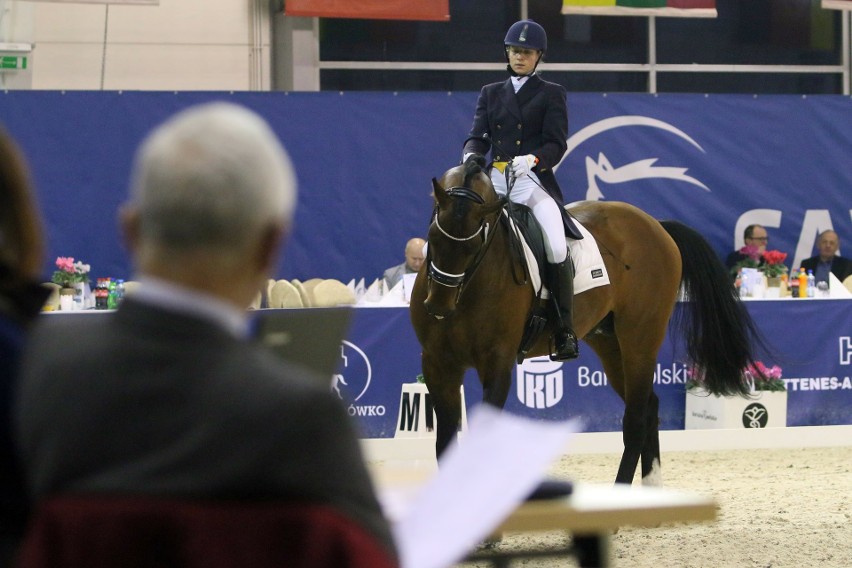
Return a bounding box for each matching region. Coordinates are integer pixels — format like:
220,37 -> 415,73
505,212 -> 610,297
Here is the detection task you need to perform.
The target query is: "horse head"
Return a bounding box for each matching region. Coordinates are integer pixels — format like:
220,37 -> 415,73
422,162 -> 506,319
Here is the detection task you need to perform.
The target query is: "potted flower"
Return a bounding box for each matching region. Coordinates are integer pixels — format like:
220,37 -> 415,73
685,361 -> 787,429
51,257 -> 91,288
51,257 -> 91,309
743,361 -> 785,391
687,361 -> 785,392
731,244 -> 763,278
758,249 -> 788,287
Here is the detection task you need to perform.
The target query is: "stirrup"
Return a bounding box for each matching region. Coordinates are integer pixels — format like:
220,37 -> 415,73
550,329 -> 579,361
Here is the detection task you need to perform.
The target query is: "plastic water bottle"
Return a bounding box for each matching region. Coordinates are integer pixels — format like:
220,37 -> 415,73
115,279 -> 126,306
797,268 -> 808,298
806,270 -> 816,298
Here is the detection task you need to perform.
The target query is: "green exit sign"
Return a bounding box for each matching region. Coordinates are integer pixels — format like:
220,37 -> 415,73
0,56 -> 27,70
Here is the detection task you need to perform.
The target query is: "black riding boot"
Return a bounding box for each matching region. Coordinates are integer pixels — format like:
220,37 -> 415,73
548,258 -> 579,361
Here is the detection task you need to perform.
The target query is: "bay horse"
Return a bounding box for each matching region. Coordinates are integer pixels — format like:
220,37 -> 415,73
410,161 -> 763,485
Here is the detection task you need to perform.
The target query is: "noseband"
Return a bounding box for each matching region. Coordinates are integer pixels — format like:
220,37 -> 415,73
427,186 -> 496,294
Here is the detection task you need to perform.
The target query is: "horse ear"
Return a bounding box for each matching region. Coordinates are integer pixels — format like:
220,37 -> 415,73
432,177 -> 451,209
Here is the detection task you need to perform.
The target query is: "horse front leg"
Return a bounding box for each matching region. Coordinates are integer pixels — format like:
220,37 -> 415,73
481,368 -> 512,408
422,352 -> 465,460
477,346 -> 517,409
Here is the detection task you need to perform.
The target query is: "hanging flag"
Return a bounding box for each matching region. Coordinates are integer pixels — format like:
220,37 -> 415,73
822,0 -> 852,10
284,0 -> 450,21
23,0 -> 158,3
562,0 -> 716,17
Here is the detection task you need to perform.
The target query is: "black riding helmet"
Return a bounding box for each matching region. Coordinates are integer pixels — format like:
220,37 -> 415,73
504,19 -> 547,76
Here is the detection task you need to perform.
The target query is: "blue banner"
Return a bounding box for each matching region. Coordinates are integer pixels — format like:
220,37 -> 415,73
336,301 -> 852,438
1,91 -> 850,283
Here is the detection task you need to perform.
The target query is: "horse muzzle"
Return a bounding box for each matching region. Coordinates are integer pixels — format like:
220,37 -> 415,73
422,296 -> 455,320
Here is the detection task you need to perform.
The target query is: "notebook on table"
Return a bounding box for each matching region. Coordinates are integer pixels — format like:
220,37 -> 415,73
250,307 -> 354,381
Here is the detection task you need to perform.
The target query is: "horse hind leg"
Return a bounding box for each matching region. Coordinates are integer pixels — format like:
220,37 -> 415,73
586,333 -> 659,486
640,391 -> 662,487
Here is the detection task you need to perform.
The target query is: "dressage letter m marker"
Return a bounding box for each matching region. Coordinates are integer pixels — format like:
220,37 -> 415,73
399,392 -> 435,431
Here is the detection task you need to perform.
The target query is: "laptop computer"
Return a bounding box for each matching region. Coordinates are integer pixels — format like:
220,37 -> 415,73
250,307 -> 354,380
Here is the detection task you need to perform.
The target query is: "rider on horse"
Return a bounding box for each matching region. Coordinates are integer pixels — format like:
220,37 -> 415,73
462,19 -> 579,361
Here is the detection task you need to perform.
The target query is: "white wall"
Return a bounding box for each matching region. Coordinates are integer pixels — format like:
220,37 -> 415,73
6,0 -> 269,90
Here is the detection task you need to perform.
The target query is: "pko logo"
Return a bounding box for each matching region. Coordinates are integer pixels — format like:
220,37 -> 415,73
555,116 -> 710,201
516,356 -> 564,409
331,341 -> 386,418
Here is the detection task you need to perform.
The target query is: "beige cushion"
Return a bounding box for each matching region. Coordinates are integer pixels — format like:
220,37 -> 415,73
265,278 -> 276,308
312,279 -> 356,307
122,281 -> 141,296
41,282 -> 61,311
269,280 -> 303,309
248,291 -> 262,310
291,279 -> 311,307
844,274 -> 852,294
300,278 -> 324,307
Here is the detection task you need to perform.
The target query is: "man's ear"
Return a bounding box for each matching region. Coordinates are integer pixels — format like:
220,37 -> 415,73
118,205 -> 140,254
256,223 -> 287,274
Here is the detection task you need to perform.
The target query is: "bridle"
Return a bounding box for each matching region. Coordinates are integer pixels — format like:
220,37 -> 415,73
426,185 -> 502,301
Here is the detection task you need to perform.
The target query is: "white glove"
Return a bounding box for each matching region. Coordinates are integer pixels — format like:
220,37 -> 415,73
510,154 -> 538,179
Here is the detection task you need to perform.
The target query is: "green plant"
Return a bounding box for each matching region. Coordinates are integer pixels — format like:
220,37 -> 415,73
51,256 -> 90,287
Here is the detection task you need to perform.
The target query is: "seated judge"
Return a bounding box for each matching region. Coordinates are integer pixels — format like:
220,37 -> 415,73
0,124 -> 49,566
14,103 -> 397,561
801,230 -> 852,284
382,237 -> 425,289
725,224 -> 769,271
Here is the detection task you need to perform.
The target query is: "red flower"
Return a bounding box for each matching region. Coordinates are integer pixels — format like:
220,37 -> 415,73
761,250 -> 787,265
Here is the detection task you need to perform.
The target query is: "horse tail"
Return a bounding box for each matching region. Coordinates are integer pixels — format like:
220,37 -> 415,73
661,220 -> 767,397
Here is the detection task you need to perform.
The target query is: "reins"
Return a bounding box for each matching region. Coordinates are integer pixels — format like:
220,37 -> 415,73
502,167 -> 533,287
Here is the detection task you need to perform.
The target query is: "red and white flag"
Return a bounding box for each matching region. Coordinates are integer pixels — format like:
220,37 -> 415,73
23,0 -> 157,4
285,0 -> 450,21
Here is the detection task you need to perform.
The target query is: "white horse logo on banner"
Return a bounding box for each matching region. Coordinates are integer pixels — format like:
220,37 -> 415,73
555,115 -> 711,201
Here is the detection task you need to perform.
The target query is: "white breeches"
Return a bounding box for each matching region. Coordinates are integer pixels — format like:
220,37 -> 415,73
491,169 -> 567,264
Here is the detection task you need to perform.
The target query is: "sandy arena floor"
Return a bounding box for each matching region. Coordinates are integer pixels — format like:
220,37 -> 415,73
453,446 -> 852,567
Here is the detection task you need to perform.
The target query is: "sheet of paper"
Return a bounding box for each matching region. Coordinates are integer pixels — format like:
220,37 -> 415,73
402,272 -> 418,304
829,272 -> 852,298
390,405 -> 583,568
740,267 -> 762,297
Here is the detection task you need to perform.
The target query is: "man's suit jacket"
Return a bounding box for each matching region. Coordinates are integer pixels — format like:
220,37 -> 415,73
800,255 -> 852,283
381,262 -> 412,289
15,298 -> 396,558
463,74 -> 569,203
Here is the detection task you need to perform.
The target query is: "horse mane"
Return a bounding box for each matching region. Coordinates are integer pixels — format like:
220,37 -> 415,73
462,158 -> 482,188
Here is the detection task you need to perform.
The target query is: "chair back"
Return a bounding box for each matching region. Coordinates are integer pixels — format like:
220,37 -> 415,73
312,279 -> 356,307
269,280 -> 304,308
17,496 -> 397,568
